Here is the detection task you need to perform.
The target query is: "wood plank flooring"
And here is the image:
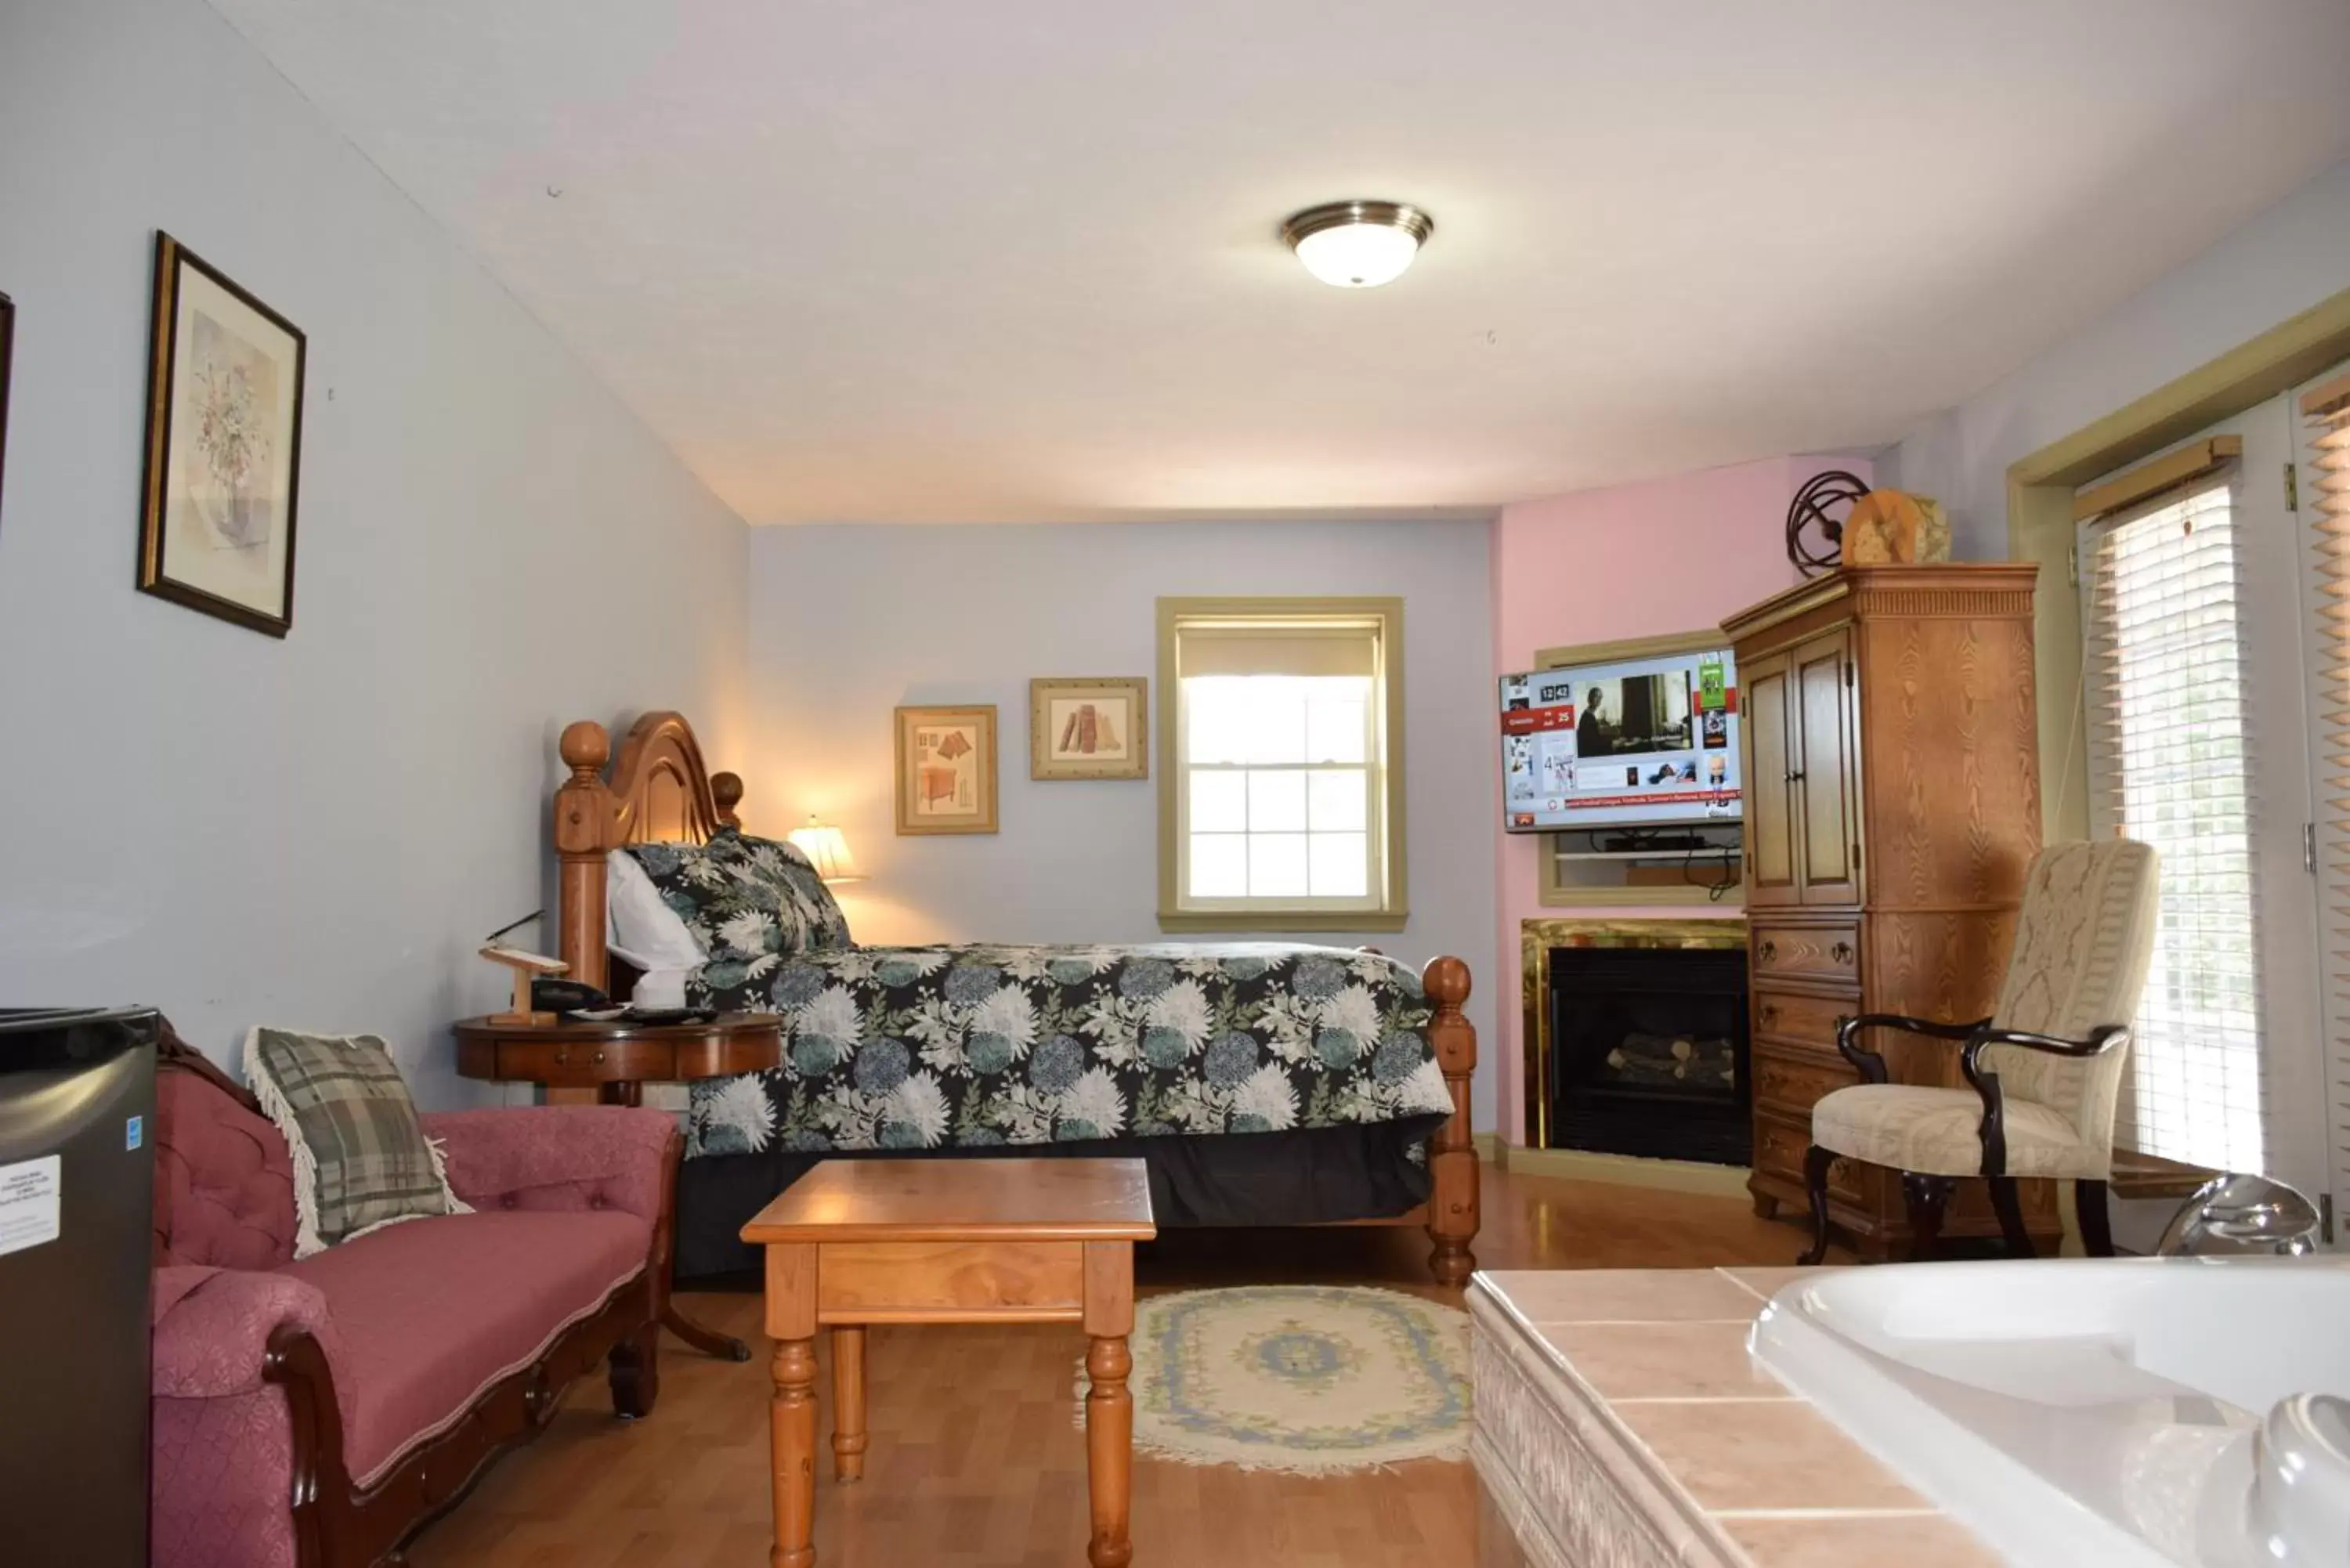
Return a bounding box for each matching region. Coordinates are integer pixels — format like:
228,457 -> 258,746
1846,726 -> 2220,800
407,1165 -> 1820,1568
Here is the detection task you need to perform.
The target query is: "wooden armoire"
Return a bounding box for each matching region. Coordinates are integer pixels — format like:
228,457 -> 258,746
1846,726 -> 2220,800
1723,563 -> 2052,1258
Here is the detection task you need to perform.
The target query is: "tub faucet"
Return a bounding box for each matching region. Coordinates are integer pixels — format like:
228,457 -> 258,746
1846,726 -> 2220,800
2155,1172 -> 2323,1257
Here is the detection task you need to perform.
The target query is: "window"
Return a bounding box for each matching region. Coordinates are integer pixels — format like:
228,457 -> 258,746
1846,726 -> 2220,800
2080,476 -> 2267,1171
1157,598 -> 1405,930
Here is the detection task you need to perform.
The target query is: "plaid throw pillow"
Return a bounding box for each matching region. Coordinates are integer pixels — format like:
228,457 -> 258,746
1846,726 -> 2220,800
243,1028 -> 469,1257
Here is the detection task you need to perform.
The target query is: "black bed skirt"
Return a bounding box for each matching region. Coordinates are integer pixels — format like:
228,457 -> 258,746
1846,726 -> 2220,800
673,1114 -> 1445,1281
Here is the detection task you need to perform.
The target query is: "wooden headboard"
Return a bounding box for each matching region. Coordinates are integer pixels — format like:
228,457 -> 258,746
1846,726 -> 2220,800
553,711 -> 743,991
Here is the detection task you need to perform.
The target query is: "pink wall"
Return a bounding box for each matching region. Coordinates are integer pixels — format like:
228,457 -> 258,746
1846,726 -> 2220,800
1488,455 -> 1870,1143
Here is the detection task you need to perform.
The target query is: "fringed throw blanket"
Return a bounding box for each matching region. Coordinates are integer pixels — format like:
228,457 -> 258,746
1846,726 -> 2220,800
682,943 -> 1452,1158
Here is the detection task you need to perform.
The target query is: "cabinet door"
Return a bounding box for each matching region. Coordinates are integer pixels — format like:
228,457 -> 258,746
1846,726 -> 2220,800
1741,649 -> 1802,906
1792,630 -> 1863,906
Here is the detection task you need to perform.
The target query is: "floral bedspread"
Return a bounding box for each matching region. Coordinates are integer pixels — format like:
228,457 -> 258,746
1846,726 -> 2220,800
683,944 -> 1452,1158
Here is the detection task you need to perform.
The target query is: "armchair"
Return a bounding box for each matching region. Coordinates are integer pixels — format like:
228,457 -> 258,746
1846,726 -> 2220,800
1798,838 -> 2160,1265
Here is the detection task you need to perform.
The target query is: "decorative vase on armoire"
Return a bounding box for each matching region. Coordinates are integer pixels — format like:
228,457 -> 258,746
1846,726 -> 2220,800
1722,563 -> 2052,1259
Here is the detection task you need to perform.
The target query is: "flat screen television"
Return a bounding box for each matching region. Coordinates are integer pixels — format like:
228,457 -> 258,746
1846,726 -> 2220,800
1500,646 -> 1741,832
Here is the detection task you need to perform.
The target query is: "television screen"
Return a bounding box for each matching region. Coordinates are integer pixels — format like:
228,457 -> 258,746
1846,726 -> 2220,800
1499,648 -> 1741,832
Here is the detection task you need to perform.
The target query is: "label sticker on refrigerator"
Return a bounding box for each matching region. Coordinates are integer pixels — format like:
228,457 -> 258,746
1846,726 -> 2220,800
126,1115 -> 144,1151
0,1155 -> 62,1259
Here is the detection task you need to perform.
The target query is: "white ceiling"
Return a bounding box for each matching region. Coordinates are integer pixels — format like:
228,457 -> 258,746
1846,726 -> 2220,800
212,0 -> 2350,525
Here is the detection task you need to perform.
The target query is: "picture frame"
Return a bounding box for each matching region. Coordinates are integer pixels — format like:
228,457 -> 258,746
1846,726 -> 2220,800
1030,676 -> 1148,780
0,291 -> 13,533
138,232 -> 307,638
895,705 -> 999,834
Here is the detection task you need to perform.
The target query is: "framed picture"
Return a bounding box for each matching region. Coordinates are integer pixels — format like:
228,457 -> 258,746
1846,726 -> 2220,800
1030,676 -> 1148,780
138,233 -> 307,638
0,291 -> 13,533
895,705 -> 999,834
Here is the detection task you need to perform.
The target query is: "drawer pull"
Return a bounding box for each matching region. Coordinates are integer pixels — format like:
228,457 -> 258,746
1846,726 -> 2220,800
1759,939 -> 1778,963
595,1050 -> 607,1065
1759,1002 -> 1780,1029
1830,940 -> 1855,965
555,1048 -> 569,1067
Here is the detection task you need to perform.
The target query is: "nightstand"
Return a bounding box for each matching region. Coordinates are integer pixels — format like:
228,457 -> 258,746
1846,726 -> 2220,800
454,1011 -> 783,1360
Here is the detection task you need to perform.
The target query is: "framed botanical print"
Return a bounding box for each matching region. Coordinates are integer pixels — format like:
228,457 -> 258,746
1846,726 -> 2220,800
895,705 -> 999,834
138,233 -> 307,637
1030,677 -> 1148,780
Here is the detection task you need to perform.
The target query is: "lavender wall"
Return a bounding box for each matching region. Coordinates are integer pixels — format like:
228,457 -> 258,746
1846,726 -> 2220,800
0,0 -> 748,1104
1488,456 -> 1867,1143
743,519 -> 1502,1130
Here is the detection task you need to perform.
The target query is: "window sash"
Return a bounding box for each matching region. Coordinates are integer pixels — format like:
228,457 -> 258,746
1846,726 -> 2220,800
1175,673 -> 1386,911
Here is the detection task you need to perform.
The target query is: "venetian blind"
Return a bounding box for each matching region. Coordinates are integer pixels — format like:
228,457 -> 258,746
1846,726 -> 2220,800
2081,476 -> 2268,1171
2303,372 -> 2350,1197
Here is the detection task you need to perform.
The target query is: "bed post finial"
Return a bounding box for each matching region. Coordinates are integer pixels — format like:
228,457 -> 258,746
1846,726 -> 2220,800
712,771 -> 744,829
560,721 -> 610,780
1420,956 -> 1478,1288
555,721 -> 614,991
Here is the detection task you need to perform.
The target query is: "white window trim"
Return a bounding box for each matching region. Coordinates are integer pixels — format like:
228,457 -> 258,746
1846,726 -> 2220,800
1155,597 -> 1408,932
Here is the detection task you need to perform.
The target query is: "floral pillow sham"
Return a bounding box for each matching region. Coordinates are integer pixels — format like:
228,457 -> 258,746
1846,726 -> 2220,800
621,828 -> 852,979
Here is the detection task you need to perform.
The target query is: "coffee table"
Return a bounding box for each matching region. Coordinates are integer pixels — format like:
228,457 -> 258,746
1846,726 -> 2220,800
741,1158 -> 1158,1568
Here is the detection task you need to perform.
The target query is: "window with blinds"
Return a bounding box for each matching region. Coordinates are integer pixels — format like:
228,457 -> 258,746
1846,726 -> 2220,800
2080,476 -> 2267,1172
1156,598 -> 1406,930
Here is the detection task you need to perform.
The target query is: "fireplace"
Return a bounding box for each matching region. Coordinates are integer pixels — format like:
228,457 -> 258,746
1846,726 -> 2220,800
1521,919 -> 1750,1166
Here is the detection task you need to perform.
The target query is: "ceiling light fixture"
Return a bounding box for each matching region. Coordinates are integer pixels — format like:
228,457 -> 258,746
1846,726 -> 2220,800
1281,201 -> 1434,288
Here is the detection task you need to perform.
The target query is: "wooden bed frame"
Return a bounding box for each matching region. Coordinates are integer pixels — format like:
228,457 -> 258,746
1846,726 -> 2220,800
552,712 -> 1481,1284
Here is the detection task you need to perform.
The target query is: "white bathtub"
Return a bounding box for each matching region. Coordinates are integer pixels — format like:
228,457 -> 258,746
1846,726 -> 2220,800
1748,1258 -> 2350,1567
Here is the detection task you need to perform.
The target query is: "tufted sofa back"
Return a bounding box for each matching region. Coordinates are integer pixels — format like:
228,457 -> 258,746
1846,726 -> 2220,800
154,1063 -> 298,1270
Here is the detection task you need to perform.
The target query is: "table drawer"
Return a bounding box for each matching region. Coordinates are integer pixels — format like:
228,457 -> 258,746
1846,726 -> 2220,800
495,1036 -> 673,1084
817,1241 -> 1085,1321
1752,923 -> 1860,986
1754,1111 -> 1865,1207
1752,990 -> 1856,1053
1752,1044 -> 1858,1121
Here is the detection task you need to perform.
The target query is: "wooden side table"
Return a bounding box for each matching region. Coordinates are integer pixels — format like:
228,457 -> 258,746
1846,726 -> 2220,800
455,1011 -> 783,1361
741,1158 -> 1157,1568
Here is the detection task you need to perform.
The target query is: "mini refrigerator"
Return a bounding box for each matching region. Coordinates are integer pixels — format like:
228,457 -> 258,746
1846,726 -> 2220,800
0,1006 -> 158,1568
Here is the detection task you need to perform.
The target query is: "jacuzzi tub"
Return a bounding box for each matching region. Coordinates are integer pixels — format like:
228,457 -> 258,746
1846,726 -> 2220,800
1749,1258 -> 2350,1566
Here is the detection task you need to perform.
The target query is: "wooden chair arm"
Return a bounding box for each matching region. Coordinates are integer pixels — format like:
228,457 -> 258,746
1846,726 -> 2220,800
1831,1013 -> 1990,1084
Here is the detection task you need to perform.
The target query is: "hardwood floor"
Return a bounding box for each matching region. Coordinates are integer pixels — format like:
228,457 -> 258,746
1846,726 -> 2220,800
407,1165 -> 1820,1568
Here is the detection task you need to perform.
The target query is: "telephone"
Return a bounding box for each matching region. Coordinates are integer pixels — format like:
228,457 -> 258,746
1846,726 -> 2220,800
532,977 -> 613,1014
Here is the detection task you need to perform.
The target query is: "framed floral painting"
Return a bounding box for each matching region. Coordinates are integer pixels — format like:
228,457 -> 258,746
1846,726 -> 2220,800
1030,676 -> 1148,780
137,233 -> 307,638
895,705 -> 999,834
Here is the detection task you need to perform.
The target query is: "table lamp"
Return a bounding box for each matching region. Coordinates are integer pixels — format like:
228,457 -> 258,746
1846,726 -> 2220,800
786,816 -> 866,884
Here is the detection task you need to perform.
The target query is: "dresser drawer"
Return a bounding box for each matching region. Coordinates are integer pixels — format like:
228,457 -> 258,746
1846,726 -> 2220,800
1752,1044 -> 1858,1121
1752,922 -> 1860,986
1754,1111 -> 1865,1207
1752,990 -> 1856,1053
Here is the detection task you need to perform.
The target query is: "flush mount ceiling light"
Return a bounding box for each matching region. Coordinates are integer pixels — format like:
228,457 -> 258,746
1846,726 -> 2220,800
1282,201 -> 1434,289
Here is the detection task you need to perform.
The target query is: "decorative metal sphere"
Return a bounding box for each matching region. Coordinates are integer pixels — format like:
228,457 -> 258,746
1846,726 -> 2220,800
1786,471 -> 1871,577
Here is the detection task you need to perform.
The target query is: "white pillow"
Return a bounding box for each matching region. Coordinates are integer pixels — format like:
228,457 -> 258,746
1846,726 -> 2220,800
607,850 -> 707,968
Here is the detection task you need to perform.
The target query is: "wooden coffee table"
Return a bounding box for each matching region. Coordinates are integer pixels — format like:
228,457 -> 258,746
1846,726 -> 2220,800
741,1158 -> 1158,1568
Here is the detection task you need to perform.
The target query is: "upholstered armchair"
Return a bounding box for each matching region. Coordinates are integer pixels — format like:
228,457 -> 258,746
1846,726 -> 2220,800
1799,838 -> 2160,1264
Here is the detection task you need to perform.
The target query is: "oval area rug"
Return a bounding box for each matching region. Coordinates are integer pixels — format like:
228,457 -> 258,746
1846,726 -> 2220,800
1075,1284 -> 1472,1473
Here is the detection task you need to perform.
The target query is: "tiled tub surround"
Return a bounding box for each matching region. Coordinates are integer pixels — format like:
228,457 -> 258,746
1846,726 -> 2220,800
1469,1269 -> 1998,1568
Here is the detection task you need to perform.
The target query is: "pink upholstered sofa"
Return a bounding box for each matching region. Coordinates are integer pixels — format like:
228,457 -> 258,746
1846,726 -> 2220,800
149,1052 -> 680,1568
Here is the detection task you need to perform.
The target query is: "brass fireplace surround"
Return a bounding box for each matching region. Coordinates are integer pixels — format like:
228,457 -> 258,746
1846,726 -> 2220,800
1520,916 -> 1748,1149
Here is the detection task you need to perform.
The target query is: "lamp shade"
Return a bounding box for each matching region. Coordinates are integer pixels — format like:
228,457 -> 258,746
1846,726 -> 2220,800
786,818 -> 865,883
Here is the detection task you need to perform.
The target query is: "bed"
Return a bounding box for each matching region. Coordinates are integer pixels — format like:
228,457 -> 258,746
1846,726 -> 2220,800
548,711 -> 1480,1284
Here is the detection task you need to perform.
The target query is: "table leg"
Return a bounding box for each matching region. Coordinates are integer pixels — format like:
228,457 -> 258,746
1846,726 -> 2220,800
770,1338 -> 819,1568
830,1325 -> 868,1480
1084,1335 -> 1133,1568
664,1302 -> 753,1361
